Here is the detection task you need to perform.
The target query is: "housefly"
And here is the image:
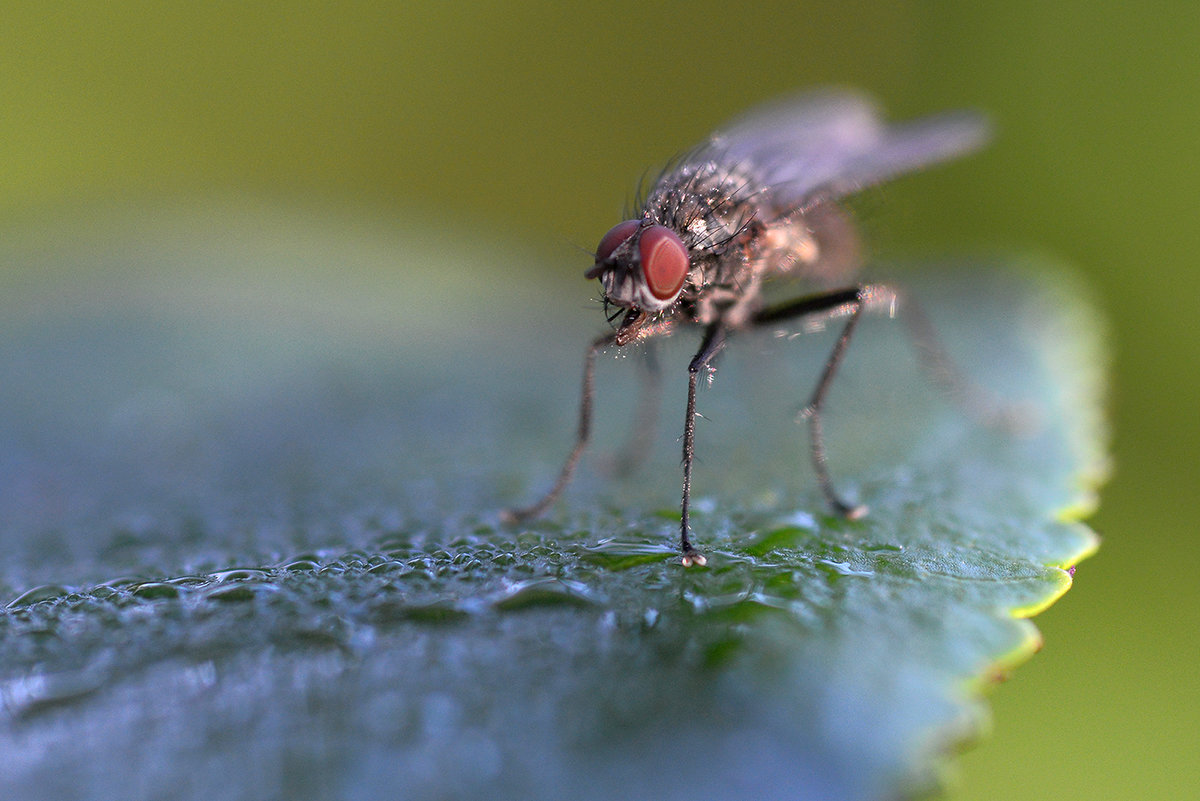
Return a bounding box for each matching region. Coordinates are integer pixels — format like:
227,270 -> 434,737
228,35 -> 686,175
503,90 -> 989,566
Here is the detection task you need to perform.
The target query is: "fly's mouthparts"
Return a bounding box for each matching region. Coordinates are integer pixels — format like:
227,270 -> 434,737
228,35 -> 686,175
614,309 -> 648,346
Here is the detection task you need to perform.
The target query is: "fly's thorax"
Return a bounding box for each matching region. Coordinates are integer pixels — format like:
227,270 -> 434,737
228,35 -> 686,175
643,160 -> 768,258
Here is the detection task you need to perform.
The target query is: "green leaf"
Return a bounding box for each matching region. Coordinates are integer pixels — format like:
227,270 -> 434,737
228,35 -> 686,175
0,208 -> 1104,801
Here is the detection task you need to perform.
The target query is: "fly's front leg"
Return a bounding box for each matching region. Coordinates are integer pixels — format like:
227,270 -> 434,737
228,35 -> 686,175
754,284 -> 900,519
502,318 -> 676,524
500,331 -> 615,523
679,323 -> 728,567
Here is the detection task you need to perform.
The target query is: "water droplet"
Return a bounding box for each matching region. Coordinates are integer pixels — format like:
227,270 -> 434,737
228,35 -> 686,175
779,510 -> 818,529
742,526 -> 812,557
209,568 -> 270,583
98,576 -> 143,588
581,539 -> 675,570
492,578 -> 599,611
1,668 -> 108,718
131,582 -> 180,600
205,583 -> 266,602
369,599 -> 469,624
6,584 -> 70,608
367,560 -> 405,575
165,575 -> 211,587
281,559 -> 321,572
816,559 -> 874,577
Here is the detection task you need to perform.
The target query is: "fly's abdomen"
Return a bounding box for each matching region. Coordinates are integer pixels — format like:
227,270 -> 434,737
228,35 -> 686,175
760,202 -> 862,286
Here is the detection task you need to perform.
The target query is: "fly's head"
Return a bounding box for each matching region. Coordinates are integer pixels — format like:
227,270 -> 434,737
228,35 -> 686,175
585,219 -> 691,343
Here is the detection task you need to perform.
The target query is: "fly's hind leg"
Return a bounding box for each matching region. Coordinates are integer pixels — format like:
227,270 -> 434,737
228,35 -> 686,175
753,281 -> 1023,520
753,284 -> 901,519
896,292 -> 1035,432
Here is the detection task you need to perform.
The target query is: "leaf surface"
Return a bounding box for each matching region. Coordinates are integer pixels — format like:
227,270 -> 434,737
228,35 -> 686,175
0,210 -> 1104,800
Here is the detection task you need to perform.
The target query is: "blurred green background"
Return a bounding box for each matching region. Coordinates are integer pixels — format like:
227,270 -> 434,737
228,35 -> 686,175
2,3 -> 1195,798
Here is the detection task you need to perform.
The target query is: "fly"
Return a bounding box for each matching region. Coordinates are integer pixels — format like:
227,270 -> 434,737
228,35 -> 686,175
503,90 -> 990,566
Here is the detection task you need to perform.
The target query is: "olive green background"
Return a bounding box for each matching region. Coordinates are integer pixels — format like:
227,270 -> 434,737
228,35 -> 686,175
2,3 -> 1195,799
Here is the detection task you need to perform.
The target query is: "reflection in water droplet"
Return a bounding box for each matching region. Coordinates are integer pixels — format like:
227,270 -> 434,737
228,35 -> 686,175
98,576 -> 142,589
816,559 -> 875,577
164,575 -> 211,588
280,559 -> 321,572
6,584 -> 70,608
368,599 -> 469,625
580,539 -> 675,571
492,578 -> 599,611
742,526 -> 813,557
750,592 -> 822,627
131,582 -> 180,600
182,661 -> 218,690
209,568 -> 271,583
205,583 -> 265,602
0,668 -> 108,719
779,510 -> 817,529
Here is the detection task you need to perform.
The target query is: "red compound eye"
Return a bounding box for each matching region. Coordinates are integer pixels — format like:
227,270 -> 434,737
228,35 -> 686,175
586,219 -> 641,279
595,219 -> 641,262
639,225 -> 689,301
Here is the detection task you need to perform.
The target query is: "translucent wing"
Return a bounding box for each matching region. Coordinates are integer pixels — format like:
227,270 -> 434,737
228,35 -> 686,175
690,90 -> 989,209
